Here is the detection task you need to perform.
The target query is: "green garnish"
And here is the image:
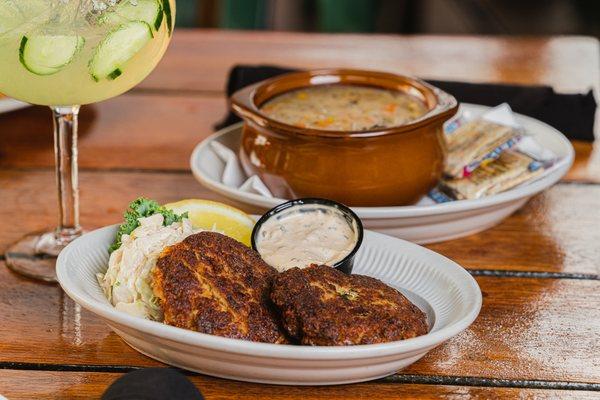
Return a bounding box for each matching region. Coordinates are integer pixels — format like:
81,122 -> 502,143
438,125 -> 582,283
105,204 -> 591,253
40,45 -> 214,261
109,197 -> 188,253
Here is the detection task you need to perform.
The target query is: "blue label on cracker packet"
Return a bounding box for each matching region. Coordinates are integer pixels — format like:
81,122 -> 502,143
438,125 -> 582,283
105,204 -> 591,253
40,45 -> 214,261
463,136 -> 521,176
445,118 -> 464,135
528,160 -> 543,172
429,188 -> 455,203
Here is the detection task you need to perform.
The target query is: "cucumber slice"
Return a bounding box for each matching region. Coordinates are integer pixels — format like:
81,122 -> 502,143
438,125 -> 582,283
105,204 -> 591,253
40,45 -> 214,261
19,35 -> 84,75
100,0 -> 163,31
89,21 -> 153,81
161,0 -> 172,35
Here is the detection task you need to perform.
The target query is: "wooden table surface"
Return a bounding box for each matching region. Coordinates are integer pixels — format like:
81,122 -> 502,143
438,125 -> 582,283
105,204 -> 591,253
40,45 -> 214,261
1,30 -> 599,399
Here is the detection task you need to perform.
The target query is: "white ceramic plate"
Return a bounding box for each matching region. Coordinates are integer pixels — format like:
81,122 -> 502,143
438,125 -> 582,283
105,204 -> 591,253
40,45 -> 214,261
57,224 -> 481,385
190,103 -> 574,244
0,96 -> 29,114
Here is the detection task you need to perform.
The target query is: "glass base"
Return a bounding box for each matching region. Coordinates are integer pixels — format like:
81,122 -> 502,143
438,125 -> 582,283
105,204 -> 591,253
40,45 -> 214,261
5,229 -> 81,283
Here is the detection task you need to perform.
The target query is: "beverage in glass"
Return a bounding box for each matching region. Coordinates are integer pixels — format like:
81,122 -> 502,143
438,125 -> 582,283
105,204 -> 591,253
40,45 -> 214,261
0,0 -> 175,281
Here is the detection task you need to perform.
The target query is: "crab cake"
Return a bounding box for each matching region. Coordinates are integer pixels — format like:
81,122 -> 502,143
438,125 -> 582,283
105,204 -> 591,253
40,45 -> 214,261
271,264 -> 428,345
152,231 -> 288,344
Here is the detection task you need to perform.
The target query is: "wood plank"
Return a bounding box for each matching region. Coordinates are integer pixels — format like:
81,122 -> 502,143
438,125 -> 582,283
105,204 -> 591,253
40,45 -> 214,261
3,370 -> 598,400
143,31 -> 600,94
427,183 -> 600,276
0,94 -> 598,183
568,142 -> 600,183
0,170 -> 598,275
0,94 -> 224,170
405,277 -> 600,382
1,256 -> 599,383
0,170 -> 266,256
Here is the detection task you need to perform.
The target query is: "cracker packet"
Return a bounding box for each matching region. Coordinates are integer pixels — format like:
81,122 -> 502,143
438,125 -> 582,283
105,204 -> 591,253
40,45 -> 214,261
444,119 -> 521,178
438,150 -> 545,200
428,187 -> 454,203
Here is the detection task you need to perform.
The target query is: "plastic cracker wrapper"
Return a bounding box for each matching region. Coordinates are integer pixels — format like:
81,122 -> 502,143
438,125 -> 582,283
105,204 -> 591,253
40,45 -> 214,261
444,119 -> 521,178
438,150 -> 545,200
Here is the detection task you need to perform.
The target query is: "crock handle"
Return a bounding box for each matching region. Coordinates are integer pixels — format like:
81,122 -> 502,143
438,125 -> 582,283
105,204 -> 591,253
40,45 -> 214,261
230,81 -> 264,125
432,87 -> 459,121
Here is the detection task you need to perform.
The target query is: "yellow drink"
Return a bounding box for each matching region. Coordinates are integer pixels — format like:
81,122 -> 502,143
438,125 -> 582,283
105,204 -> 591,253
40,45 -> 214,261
0,0 -> 174,106
0,0 -> 176,282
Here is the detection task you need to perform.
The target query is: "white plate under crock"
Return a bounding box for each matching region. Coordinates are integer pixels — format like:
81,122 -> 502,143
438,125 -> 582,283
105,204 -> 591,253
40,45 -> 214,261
190,103 -> 574,244
57,224 -> 481,386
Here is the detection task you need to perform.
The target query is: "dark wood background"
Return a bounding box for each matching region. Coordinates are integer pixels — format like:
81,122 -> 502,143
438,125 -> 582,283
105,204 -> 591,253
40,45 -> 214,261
0,30 -> 599,399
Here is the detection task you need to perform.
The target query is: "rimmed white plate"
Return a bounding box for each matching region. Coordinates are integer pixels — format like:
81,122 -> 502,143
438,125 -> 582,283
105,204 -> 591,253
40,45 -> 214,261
0,96 -> 29,114
57,224 -> 481,385
190,103 -> 574,244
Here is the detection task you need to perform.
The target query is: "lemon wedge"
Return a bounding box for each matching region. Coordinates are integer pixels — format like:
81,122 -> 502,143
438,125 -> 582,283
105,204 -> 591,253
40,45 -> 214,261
163,199 -> 255,246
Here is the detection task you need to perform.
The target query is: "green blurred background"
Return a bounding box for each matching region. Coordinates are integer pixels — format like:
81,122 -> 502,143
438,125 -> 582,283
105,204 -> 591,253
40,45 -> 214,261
176,0 -> 600,37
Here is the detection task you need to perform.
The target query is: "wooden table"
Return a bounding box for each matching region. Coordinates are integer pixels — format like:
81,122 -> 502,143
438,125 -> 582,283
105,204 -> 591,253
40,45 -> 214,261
1,30 -> 599,399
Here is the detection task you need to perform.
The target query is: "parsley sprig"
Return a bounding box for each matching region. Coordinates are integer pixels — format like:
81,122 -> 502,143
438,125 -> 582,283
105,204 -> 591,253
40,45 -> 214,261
109,197 -> 188,253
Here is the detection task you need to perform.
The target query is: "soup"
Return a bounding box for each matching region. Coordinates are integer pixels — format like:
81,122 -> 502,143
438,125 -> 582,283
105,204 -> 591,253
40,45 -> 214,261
260,85 -> 428,131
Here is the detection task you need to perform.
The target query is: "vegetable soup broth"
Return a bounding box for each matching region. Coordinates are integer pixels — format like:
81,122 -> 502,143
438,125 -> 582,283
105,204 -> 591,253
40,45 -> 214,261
260,85 -> 428,131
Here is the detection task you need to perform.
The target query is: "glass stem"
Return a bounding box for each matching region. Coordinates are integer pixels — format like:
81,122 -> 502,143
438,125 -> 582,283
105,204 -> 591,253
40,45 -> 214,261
52,105 -> 82,245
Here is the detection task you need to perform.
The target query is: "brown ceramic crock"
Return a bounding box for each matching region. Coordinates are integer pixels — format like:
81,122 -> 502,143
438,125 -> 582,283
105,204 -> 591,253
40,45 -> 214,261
231,69 -> 458,206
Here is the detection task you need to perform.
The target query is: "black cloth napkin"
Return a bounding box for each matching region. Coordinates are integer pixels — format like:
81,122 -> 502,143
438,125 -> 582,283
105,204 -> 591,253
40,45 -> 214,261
216,65 -> 597,142
102,368 -> 204,400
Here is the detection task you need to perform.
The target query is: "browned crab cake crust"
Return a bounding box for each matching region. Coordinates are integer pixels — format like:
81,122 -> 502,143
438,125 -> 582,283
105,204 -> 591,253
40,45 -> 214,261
270,264 -> 428,345
152,231 -> 288,344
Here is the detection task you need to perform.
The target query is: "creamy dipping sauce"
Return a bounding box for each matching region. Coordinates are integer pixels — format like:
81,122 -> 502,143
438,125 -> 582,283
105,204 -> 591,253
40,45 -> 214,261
260,84 -> 428,131
255,204 -> 359,272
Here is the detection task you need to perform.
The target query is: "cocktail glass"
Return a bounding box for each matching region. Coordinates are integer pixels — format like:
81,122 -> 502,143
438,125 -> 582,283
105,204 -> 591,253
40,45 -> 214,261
0,0 -> 175,281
